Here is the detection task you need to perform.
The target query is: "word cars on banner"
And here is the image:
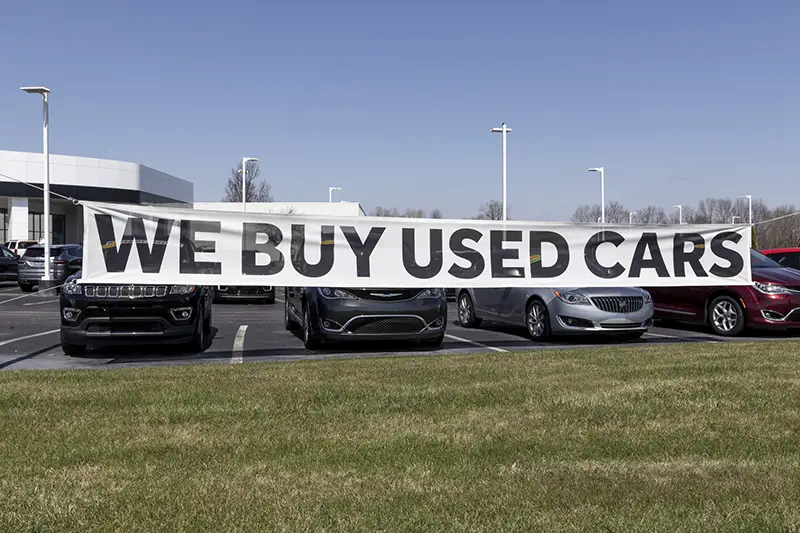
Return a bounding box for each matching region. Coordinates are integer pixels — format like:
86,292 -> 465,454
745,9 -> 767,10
80,202 -> 753,288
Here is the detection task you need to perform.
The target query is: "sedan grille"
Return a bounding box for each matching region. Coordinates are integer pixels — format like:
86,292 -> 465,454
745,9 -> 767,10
591,296 -> 644,314
83,285 -> 168,298
345,316 -> 425,335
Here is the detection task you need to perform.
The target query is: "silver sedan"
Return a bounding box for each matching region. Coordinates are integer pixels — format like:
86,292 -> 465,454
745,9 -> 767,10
456,287 -> 654,340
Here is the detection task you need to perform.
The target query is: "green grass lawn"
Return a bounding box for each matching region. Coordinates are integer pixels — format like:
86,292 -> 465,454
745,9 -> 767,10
2,342 -> 800,532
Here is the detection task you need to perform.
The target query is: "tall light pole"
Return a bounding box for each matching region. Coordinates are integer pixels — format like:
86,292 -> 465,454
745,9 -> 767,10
629,211 -> 636,225
738,194 -> 752,224
586,167 -> 605,224
490,122 -> 511,221
329,186 -> 341,203
673,205 -> 683,225
20,86 -> 52,288
239,157 -> 259,211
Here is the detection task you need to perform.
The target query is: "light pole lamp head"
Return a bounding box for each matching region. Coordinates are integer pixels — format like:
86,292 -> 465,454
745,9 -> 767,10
490,123 -> 512,133
586,167 -> 603,173
20,86 -> 50,96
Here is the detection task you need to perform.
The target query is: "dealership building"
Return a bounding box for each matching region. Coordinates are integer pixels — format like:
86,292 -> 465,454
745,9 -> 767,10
0,150 -> 194,245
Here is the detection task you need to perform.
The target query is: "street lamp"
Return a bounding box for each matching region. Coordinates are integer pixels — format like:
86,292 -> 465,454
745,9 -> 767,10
629,211 -> 636,225
586,167 -> 605,224
238,157 -> 259,211
490,122 -> 511,221
20,86 -> 52,288
329,186 -> 341,203
738,194 -> 752,224
673,205 -> 683,225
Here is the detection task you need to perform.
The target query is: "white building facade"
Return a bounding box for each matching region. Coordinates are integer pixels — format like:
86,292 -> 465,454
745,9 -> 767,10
0,150 -> 193,245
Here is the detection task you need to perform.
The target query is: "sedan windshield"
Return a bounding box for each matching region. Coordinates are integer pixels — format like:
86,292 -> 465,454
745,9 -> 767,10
751,249 -> 781,268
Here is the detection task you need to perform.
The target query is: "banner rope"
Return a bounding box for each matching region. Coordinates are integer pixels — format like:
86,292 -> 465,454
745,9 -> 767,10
754,211 -> 800,226
0,172 -> 81,205
0,283 -> 65,307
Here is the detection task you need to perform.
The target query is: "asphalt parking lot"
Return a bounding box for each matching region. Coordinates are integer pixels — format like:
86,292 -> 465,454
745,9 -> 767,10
0,282 -> 797,372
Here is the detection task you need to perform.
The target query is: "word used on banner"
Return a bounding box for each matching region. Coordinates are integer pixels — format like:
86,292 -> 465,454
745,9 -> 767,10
80,202 -> 752,288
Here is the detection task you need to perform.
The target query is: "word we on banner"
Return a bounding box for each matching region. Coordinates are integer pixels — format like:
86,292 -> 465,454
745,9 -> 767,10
80,202 -> 753,288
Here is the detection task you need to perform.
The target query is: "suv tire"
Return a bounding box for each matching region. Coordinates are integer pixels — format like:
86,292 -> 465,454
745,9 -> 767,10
61,342 -> 86,356
19,283 -> 34,293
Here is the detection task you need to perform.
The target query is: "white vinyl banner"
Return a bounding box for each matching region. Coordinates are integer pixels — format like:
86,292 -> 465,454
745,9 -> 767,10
80,202 -> 753,288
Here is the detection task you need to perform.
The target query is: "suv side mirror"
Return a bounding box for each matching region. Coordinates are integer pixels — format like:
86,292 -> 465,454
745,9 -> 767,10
68,258 -> 82,270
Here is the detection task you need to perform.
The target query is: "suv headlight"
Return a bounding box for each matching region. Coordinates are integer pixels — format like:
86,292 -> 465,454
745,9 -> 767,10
416,288 -> 443,299
553,290 -> 590,305
62,281 -> 82,295
318,288 -> 356,299
753,282 -> 796,295
642,290 -> 653,304
170,285 -> 196,295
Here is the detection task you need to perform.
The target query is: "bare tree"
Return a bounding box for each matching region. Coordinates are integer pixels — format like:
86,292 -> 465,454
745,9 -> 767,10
476,200 -> 504,220
370,206 -> 442,218
635,205 -> 668,224
605,201 -> 628,224
222,161 -> 273,202
571,204 -> 601,223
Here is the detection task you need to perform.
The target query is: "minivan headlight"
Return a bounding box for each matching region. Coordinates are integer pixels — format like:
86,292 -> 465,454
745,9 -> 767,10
170,285 -> 196,295
753,282 -> 796,295
553,290 -> 590,305
318,288 -> 356,299
416,288 -> 443,299
642,290 -> 653,303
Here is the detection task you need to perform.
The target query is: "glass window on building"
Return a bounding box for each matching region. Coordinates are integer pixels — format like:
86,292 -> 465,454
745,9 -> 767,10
28,212 -> 67,245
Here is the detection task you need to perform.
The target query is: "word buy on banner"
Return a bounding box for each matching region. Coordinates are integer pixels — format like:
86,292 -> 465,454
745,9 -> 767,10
80,202 -> 753,288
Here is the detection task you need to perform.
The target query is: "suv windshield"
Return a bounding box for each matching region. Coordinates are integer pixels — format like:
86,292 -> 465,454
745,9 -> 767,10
23,247 -> 65,258
751,249 -> 781,268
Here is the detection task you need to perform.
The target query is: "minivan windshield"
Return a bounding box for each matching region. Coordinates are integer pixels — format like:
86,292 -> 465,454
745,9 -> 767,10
751,249 -> 781,268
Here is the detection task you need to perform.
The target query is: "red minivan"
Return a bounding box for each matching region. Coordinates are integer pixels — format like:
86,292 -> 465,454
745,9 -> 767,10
761,248 -> 800,271
646,249 -> 800,336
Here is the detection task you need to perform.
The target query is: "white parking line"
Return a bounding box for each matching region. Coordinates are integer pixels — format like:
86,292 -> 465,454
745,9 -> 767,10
644,331 -> 719,344
644,332 -> 682,339
274,297 -> 284,303
0,329 -> 59,347
231,325 -> 248,364
445,333 -> 508,353
23,300 -> 58,306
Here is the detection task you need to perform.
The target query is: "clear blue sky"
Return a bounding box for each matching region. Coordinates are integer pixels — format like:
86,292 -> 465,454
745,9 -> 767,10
2,0 -> 798,220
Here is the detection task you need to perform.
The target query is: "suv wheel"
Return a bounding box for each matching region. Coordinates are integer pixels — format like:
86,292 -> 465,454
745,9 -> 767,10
265,294 -> 276,305
204,305 -> 213,334
526,300 -> 551,340
188,311 -> 206,352
708,295 -> 745,336
302,301 -> 320,349
458,293 -> 482,328
61,342 -> 86,356
19,283 -> 33,293
284,296 -> 296,330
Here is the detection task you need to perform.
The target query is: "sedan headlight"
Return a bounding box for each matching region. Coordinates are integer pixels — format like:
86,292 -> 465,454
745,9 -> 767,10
416,288 -> 443,299
642,290 -> 653,304
62,281 -> 82,295
753,282 -> 797,295
318,288 -> 356,299
553,290 -> 590,305
170,285 -> 196,295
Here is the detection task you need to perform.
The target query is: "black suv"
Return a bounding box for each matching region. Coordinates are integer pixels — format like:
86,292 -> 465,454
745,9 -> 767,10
284,287 -> 447,349
59,267 -> 213,356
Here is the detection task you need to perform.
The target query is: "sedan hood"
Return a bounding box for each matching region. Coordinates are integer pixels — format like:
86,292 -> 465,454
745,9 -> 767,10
558,287 -> 647,297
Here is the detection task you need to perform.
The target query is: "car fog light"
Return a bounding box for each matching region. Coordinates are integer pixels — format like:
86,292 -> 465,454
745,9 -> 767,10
170,307 -> 193,320
62,307 -> 80,321
323,320 -> 331,328
433,317 -> 443,327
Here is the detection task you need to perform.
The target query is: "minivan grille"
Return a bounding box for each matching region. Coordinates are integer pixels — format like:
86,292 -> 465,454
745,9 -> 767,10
346,316 -> 425,334
83,285 -> 168,298
347,289 -> 423,302
591,296 -> 644,314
